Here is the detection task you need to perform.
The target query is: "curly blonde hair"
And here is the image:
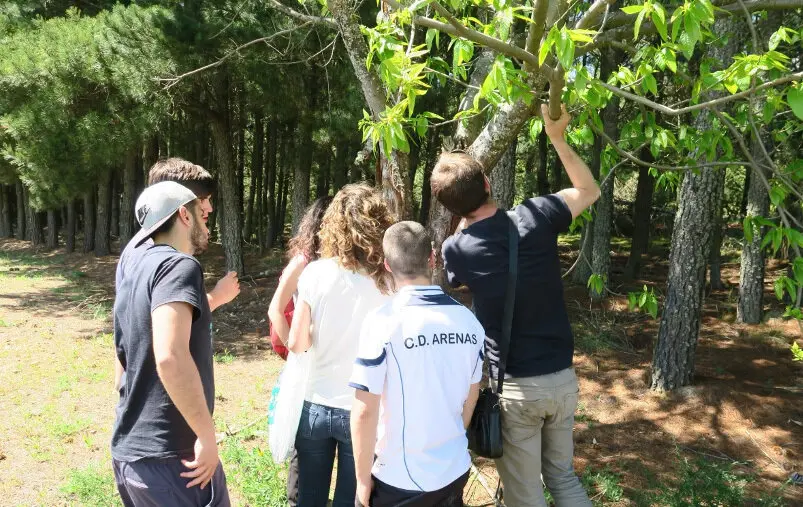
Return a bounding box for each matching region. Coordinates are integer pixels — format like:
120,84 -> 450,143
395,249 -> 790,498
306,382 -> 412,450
319,184 -> 395,293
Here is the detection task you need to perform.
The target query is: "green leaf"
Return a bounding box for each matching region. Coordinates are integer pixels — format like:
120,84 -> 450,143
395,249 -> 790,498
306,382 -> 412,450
671,15 -> 682,42
678,31 -> 696,59
743,217 -> 753,243
793,257 -> 803,285
425,29 -> 439,51
643,73 -> 658,96
556,29 -> 575,70
529,118 -> 543,141
652,11 -> 668,41
634,9 -> 647,41
665,49 -> 677,73
787,86 -> 803,121
621,5 -> 645,15
538,31 -> 554,66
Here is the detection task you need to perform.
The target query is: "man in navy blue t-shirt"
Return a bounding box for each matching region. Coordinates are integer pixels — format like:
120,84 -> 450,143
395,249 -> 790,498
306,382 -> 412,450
431,104 -> 599,507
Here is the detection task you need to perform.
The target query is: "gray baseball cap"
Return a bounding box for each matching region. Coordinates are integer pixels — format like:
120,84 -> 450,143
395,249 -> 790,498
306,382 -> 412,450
132,181 -> 197,247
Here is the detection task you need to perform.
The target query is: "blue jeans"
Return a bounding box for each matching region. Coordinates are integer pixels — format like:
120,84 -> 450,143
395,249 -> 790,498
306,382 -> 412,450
295,401 -> 355,507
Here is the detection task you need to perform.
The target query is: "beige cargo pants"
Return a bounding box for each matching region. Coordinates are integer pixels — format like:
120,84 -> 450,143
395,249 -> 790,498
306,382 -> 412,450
493,367 -> 592,507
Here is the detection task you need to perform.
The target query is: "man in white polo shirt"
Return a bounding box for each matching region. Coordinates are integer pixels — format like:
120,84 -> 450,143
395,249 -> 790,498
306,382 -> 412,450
350,221 -> 485,507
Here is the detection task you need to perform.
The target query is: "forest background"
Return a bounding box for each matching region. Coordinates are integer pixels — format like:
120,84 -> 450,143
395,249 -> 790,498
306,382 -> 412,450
0,0 -> 801,505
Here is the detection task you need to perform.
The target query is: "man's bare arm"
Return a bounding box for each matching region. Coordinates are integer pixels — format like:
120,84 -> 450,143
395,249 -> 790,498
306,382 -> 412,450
352,389 -> 381,506
268,256 -> 306,344
543,104 -> 601,218
462,382 -> 481,429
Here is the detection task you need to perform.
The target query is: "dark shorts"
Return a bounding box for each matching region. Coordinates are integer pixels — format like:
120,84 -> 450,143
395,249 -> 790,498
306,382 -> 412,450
359,470 -> 469,507
112,457 -> 231,507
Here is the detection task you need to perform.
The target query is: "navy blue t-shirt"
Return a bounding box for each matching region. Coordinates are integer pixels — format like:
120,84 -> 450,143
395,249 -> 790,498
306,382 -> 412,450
442,194 -> 574,378
111,244 -> 214,461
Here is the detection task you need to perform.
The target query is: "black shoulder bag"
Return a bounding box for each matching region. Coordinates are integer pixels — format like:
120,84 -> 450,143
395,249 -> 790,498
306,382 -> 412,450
467,211 -> 518,459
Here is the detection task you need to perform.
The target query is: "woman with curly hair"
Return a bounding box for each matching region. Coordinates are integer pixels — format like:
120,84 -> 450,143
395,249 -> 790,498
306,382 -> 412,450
287,183 -> 394,507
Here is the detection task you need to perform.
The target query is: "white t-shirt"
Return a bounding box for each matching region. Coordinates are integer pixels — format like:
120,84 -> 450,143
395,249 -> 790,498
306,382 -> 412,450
297,258 -> 390,410
349,285 -> 485,492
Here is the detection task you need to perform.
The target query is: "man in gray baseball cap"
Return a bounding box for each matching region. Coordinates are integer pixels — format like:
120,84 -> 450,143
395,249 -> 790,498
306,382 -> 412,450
111,181 -> 230,506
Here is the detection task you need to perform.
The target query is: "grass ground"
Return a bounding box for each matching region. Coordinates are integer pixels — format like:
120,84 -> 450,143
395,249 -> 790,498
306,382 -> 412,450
0,237 -> 800,506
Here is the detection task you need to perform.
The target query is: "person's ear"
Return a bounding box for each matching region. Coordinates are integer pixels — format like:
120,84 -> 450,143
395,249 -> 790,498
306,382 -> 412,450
428,249 -> 436,269
178,206 -> 192,226
383,259 -> 393,274
483,175 -> 490,192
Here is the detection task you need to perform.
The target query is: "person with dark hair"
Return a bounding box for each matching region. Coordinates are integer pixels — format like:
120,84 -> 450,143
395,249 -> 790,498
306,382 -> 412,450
350,221 -> 484,507
287,184 -> 394,507
266,195 -> 332,506
111,182 -> 230,506
431,104 -> 599,507
115,157 -> 240,392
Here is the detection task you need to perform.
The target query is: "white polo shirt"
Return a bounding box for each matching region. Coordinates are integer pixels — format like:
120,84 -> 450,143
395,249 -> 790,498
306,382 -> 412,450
349,285 -> 485,492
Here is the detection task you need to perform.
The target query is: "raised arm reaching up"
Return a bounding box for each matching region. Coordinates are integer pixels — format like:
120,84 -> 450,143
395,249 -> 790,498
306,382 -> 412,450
542,103 -> 600,218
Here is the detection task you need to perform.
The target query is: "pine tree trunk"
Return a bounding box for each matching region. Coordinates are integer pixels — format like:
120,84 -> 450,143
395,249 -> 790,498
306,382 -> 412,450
550,154 -> 563,195
110,174 -> 120,239
237,98 -> 246,228
23,186 -> 44,246
708,211 -> 725,290
210,115 -> 245,275
65,200 -> 76,253
120,147 -> 138,248
244,113 -> 263,242
738,137 -> 772,324
316,156 -> 331,199
573,112 -> 605,287
15,181 -> 25,240
294,106 -> 314,234
46,210 -> 58,249
651,17 -> 740,391
419,131 -> 438,225
23,186 -> 32,241
536,129 -> 550,196
95,172 -> 112,256
589,52 -> 622,299
0,185 -> 10,238
490,139 -> 517,210
625,149 -> 655,279
332,141 -> 349,192
277,164 -> 289,246
263,120 -> 278,250
83,191 -> 95,253
144,135 -> 160,181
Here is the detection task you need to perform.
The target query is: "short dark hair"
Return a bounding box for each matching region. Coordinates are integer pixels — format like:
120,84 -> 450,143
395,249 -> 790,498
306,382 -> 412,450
383,221 -> 432,279
148,158 -> 215,198
430,152 -> 488,217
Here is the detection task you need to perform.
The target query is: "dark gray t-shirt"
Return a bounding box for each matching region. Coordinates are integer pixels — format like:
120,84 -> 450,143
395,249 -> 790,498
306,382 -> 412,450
111,244 -> 214,461
442,194 -> 574,378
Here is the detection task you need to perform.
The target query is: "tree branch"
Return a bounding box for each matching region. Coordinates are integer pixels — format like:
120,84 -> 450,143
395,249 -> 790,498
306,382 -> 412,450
588,122 -> 752,171
596,71 -> 803,116
157,25 -> 309,88
575,0 -> 615,30
523,0 -> 549,73
264,0 -> 337,28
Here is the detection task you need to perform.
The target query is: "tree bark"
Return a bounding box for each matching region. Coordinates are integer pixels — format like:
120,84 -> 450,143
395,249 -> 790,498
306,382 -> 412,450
210,116 -> 244,274
23,186 -> 43,246
65,200 -> 76,253
454,49 -> 494,148
244,112 -> 263,242
263,119 -> 278,250
15,181 -> 25,240
83,191 -> 95,253
23,186 -> 32,241
0,185 -> 10,238
95,171 -> 112,256
332,141 -> 350,192
110,173 -> 120,239
490,139 -> 517,210
46,210 -> 58,249
316,155 -> 331,199
625,149 -> 656,279
120,147 -> 138,248
536,125 -> 550,196
278,163 -> 290,246
708,211 -> 725,290
589,50 -> 622,299
144,135 -> 160,181
651,17 -> 740,391
294,72 -> 317,233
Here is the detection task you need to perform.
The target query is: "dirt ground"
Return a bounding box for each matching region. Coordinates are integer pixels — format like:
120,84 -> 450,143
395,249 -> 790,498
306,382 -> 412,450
1,237 -> 801,505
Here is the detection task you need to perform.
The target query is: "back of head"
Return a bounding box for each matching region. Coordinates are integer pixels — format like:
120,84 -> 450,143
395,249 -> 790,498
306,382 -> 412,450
383,221 -> 431,280
319,183 -> 394,292
430,152 -> 488,217
288,195 -> 333,261
148,157 -> 215,198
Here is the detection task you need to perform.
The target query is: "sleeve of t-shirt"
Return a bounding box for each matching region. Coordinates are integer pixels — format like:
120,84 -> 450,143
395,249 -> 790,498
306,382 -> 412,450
520,194 -> 573,235
296,260 -> 321,310
151,256 -> 204,320
349,311 -> 388,395
442,238 -> 463,288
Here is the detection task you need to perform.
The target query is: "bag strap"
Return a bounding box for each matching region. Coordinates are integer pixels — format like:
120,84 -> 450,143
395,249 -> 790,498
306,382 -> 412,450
495,211 -> 519,395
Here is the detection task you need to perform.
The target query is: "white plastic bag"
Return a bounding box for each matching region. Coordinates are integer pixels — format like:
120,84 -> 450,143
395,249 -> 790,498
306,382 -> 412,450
268,348 -> 314,463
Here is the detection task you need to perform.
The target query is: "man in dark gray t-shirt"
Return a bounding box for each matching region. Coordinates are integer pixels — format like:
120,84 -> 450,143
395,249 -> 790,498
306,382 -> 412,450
111,181 -> 230,506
